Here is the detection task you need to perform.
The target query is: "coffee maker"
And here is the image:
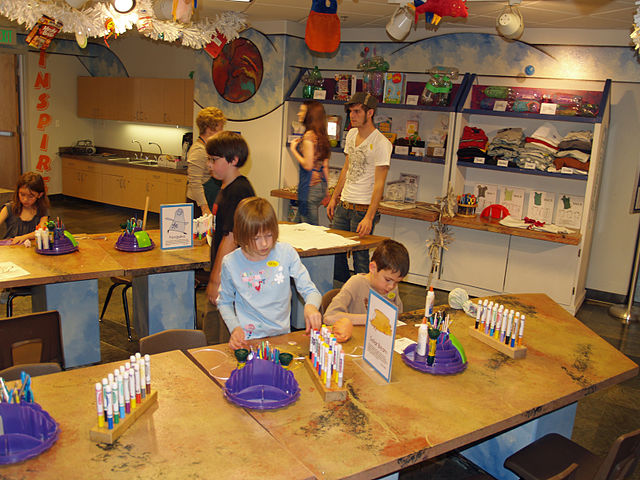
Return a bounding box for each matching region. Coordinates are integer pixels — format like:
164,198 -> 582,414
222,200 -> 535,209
181,132 -> 193,159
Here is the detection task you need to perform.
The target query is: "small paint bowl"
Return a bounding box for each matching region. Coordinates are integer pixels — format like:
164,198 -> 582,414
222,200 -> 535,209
278,352 -> 294,368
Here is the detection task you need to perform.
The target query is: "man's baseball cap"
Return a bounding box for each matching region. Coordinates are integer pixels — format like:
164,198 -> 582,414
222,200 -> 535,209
345,91 -> 378,109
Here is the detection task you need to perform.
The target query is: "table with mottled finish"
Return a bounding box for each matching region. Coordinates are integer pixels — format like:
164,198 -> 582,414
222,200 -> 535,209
0,350 -> 315,479
188,293 -> 638,480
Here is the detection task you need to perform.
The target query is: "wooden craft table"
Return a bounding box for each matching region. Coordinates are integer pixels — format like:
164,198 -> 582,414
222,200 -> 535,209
188,294 -> 638,480
0,239 -> 124,367
0,350 -> 314,479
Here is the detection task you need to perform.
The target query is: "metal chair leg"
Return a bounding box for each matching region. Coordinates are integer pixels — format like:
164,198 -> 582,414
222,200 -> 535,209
122,284 -> 133,341
100,282 -> 119,321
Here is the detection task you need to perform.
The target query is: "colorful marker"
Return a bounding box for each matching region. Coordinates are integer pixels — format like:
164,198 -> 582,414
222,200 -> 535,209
123,370 -> 131,414
475,300 -> 482,329
518,315 -> 525,346
105,384 -> 113,429
510,317 -> 519,347
95,382 -> 104,428
102,378 -> 109,420
117,374 -> 125,419
134,363 -> 142,404
111,381 -> 119,424
139,360 -> 146,400
145,354 -> 151,394
129,367 -> 136,410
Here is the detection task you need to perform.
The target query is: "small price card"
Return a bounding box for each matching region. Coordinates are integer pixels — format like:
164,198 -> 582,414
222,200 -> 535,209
406,94 -> 419,105
540,103 -> 558,115
560,167 -> 574,174
497,159 -> 509,167
473,157 -> 485,164
524,162 -> 536,170
493,100 -> 508,111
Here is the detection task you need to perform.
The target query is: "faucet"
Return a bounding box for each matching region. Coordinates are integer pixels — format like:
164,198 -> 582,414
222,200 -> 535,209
132,139 -> 143,159
149,142 -> 162,156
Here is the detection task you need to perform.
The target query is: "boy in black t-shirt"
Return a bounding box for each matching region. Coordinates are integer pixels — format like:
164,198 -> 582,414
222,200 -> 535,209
204,131 -> 255,344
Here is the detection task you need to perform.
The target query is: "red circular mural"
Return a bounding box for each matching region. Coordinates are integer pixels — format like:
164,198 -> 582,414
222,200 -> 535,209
212,38 -> 264,103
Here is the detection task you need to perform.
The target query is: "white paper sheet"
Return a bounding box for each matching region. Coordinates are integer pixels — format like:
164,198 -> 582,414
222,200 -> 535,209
0,262 -> 30,281
279,223 -> 358,251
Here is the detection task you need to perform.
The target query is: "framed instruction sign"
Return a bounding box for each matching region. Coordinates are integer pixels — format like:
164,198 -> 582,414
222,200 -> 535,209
160,203 -> 193,250
362,289 -> 399,383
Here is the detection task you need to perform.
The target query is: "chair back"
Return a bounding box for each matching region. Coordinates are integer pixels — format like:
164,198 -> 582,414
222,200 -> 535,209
140,329 -> 207,355
599,428 -> 640,480
321,288 -> 341,315
0,362 -> 62,381
0,311 -> 64,370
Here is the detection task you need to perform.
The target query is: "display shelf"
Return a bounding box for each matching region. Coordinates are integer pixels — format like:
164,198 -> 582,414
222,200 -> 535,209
288,144 -> 446,165
270,189 -> 439,222
456,161 -> 588,180
441,214 -> 581,245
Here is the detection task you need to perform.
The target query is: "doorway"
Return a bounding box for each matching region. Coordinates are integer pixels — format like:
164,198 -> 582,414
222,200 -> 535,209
0,53 -> 21,190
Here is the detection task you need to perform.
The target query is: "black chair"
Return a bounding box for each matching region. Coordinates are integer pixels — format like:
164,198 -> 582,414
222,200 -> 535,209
0,310 -> 64,377
139,329 -> 207,355
100,276 -> 133,341
503,429 -> 640,480
7,287 -> 33,317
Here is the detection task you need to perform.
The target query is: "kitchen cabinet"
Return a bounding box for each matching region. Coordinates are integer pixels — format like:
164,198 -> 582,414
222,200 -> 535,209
61,157 -> 102,202
77,77 -> 193,127
61,156 -> 186,213
436,76 -> 611,313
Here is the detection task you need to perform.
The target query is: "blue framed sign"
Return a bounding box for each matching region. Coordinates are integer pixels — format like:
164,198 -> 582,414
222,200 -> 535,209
362,288 -> 399,383
160,203 -> 194,250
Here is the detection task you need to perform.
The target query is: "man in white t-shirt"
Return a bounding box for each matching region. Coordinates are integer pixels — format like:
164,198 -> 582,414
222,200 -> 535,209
327,92 -> 392,282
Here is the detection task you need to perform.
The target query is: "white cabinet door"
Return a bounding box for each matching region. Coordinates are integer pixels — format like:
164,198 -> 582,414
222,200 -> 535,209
504,236 -> 577,306
440,227 -> 509,291
394,216 -> 431,282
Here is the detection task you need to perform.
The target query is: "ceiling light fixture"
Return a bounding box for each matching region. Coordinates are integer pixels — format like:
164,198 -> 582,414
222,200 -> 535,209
113,0 -> 136,14
496,1 -> 524,40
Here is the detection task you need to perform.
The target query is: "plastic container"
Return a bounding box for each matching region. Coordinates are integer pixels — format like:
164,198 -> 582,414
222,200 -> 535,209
224,358 -> 300,410
115,229 -> 155,252
457,202 -> 477,217
36,230 -> 78,255
401,337 -> 467,375
0,402 -> 60,465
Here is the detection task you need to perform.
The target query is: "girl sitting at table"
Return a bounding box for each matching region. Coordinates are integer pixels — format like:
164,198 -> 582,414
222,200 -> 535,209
0,172 -> 49,244
218,196 -> 322,350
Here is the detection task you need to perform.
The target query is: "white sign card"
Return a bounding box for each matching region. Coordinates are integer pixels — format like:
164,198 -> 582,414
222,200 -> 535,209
474,183 -> 498,212
363,289 -> 399,383
500,186 -> 525,219
526,190 -> 555,223
555,194 -> 584,229
160,203 -> 194,250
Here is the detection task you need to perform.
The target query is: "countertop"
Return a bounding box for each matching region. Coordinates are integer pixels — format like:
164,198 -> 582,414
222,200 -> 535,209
59,146 -> 187,175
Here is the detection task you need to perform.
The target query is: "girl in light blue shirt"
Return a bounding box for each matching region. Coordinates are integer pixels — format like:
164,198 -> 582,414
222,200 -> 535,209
218,197 -> 322,349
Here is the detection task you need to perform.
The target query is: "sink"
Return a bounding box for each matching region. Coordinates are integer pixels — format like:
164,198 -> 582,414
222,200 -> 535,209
106,157 -> 132,162
129,160 -> 159,166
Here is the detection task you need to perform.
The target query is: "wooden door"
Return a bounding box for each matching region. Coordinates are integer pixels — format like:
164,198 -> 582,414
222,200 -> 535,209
0,54 -> 21,188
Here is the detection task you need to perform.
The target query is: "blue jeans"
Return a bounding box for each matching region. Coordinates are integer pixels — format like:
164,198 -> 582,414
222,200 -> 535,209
297,182 -> 326,226
331,203 -> 380,282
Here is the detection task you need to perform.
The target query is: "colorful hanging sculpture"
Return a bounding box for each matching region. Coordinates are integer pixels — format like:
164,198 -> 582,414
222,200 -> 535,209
410,0 -> 468,26
305,0 -> 340,53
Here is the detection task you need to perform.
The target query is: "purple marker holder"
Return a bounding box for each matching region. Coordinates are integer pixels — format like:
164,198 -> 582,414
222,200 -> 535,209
115,232 -> 155,252
224,358 -> 300,410
0,402 -> 60,464
35,234 -> 78,255
402,341 -> 467,375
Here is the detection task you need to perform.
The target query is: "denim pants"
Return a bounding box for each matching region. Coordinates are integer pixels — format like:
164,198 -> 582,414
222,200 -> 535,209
331,203 -> 380,282
297,182 -> 326,226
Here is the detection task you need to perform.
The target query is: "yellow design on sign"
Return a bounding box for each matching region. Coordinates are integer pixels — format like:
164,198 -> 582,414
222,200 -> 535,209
371,308 -> 392,336
267,261 -> 279,267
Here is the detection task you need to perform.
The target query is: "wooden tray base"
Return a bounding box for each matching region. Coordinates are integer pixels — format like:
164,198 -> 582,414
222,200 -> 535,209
304,357 -> 348,402
89,390 -> 158,444
468,326 -> 527,359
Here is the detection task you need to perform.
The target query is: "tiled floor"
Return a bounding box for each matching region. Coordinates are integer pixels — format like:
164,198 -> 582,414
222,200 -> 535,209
5,195 -> 640,479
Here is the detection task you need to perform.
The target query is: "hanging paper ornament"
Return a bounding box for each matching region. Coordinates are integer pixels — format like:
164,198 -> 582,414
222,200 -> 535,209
25,15 -> 63,50
75,31 -> 87,48
136,8 -> 154,34
305,0 -> 340,54
173,0 -> 194,23
410,0 -> 468,27
204,31 -> 227,58
103,17 -> 118,47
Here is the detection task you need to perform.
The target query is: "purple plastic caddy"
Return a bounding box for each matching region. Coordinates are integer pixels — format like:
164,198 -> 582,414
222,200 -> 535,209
115,231 -> 155,252
224,358 -> 300,410
36,234 -> 78,255
0,402 -> 60,464
402,340 -> 467,375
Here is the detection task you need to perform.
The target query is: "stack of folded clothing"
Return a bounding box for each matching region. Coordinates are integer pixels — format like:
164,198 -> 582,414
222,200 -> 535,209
516,122 -> 562,171
553,130 -> 593,173
486,127 -> 524,166
457,126 -> 488,163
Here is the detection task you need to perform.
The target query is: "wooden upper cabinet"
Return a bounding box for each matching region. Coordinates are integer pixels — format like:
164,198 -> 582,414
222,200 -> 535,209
77,77 -> 194,127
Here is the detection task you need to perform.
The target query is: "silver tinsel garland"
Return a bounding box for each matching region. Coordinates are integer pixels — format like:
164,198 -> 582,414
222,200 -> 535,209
0,0 -> 247,49
424,182 -> 455,288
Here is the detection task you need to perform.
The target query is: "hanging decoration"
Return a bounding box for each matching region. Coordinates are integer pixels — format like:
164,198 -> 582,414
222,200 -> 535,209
424,182 -> 456,287
409,0 -> 468,27
0,0 -> 247,50
305,0 -> 340,54
632,4 -> 640,51
25,15 -> 63,50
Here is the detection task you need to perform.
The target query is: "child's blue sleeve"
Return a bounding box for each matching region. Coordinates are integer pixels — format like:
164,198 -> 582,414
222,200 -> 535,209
288,246 -> 322,308
218,257 -> 241,334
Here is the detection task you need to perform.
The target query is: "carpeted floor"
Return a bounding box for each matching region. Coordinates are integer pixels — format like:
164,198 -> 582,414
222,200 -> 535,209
4,195 -> 640,479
